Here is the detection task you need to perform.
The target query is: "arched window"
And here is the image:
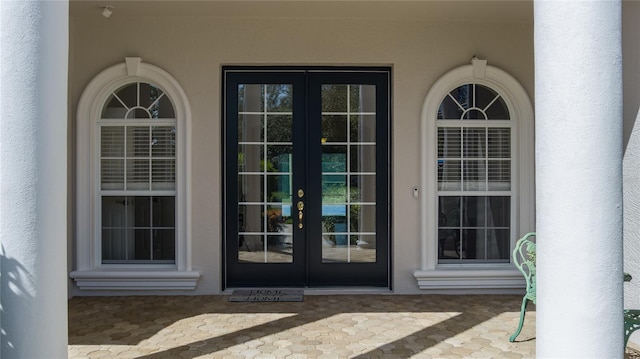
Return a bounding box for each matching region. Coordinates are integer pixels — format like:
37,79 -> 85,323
99,82 -> 177,263
415,59 -> 534,290
437,83 -> 513,263
71,58 -> 199,291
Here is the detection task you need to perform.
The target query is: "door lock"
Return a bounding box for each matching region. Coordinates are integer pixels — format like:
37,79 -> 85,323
297,200 -> 304,229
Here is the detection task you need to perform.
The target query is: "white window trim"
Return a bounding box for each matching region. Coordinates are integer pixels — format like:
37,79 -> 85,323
70,57 -> 199,290
414,58 -> 535,291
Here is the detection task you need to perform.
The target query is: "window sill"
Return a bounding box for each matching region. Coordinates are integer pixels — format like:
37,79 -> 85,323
69,269 -> 201,290
413,267 -> 525,290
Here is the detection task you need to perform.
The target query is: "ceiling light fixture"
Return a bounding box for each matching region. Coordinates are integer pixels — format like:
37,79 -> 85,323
102,5 -> 113,18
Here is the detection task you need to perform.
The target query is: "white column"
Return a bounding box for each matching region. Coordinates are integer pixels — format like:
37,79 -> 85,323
0,1 -> 69,358
535,1 -> 623,357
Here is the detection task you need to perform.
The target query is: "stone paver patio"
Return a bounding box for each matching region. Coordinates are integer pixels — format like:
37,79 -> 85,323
69,294 -> 537,358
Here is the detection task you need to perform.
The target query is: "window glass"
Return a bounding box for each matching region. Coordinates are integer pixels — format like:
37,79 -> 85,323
101,82 -> 175,120
438,95 -> 463,119
437,83 -> 512,264
116,83 -> 138,109
99,82 -> 177,264
102,95 -> 127,119
438,196 -> 510,262
101,196 -> 175,263
437,84 -> 510,121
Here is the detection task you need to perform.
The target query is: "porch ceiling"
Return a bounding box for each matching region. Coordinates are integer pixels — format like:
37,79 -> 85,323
70,0 -> 533,24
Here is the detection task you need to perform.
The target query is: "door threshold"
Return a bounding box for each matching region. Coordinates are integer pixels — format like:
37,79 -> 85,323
303,287 -> 393,295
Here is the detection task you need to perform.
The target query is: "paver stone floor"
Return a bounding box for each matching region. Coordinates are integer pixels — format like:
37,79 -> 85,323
69,294 -> 539,358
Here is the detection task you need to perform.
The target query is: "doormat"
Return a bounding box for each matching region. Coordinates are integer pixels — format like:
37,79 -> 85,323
228,289 -> 304,302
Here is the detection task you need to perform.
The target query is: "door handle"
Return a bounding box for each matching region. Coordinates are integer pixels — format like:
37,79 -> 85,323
297,201 -> 304,229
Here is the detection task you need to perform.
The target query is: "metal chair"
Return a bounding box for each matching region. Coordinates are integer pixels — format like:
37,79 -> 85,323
624,273 -> 640,349
510,232 -> 536,342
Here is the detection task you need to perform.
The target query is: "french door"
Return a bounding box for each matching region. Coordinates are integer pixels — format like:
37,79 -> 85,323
223,68 -> 390,287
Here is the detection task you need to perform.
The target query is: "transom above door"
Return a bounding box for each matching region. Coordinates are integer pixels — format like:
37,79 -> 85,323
223,68 -> 391,288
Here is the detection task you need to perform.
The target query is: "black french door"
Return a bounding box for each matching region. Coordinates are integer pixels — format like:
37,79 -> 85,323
223,68 -> 390,287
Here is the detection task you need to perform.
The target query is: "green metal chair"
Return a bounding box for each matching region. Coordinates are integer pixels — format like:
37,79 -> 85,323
624,273 -> 640,349
510,232 -> 536,342
508,238 -> 639,347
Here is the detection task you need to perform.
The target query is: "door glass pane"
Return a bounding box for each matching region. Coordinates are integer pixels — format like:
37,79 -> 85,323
322,146 -> 347,172
322,84 -> 377,263
350,235 -> 376,262
265,85 -> 292,112
238,235 -> 265,262
322,175 -> 347,203
322,85 -> 348,112
267,115 -> 293,142
349,85 -> 376,113
238,174 -> 264,202
351,204 -> 376,232
267,175 -> 291,203
350,114 -> 376,142
350,145 -> 376,173
322,115 -> 348,142
239,114 -> 264,142
238,145 -> 263,172
237,83 -> 294,263
239,204 -> 265,233
351,175 -> 376,202
238,84 -> 264,112
267,146 -> 292,173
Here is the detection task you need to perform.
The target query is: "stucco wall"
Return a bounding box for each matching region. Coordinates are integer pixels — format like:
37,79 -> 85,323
68,10 -> 534,295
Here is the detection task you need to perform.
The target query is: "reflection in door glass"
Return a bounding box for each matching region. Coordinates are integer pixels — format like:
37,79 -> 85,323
321,84 -> 377,263
237,84 -> 294,263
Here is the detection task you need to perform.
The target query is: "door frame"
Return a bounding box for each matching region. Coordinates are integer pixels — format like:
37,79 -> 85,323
222,66 -> 392,289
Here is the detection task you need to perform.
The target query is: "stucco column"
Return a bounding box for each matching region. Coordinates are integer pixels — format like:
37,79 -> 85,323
0,1 -> 69,358
535,1 -> 623,357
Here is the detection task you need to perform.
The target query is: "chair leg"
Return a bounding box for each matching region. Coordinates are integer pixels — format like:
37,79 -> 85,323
510,297 -> 529,342
625,330 -> 631,351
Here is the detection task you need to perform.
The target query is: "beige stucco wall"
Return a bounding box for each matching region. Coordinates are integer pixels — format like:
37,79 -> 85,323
68,9 -> 534,295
